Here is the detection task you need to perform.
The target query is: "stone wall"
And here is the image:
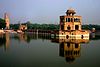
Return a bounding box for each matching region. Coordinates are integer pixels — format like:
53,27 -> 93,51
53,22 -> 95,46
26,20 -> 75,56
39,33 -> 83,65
0,30 -> 4,33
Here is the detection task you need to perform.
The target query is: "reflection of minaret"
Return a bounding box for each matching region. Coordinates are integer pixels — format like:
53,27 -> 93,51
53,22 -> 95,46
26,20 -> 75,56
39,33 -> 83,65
59,42 -> 80,63
5,33 -> 10,51
4,13 -> 10,29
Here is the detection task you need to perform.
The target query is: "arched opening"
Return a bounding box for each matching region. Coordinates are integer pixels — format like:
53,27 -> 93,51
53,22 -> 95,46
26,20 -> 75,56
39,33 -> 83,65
68,18 -> 70,22
67,26 -> 71,30
75,43 -> 79,48
75,25 -> 79,30
67,42 -> 70,48
71,18 -> 73,22
81,35 -> 84,39
66,35 -> 69,39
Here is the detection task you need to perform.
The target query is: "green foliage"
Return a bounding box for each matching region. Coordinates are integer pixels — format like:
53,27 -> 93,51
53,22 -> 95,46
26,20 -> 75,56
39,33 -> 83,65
10,24 -> 19,29
0,18 -> 6,29
31,24 -> 59,30
0,36 -> 6,46
82,24 -> 100,30
10,22 -> 60,30
91,35 -> 100,40
10,21 -> 100,31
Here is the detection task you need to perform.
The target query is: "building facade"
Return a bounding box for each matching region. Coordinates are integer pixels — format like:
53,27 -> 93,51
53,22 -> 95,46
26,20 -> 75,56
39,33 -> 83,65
19,24 -> 27,30
51,8 -> 89,39
60,8 -> 82,31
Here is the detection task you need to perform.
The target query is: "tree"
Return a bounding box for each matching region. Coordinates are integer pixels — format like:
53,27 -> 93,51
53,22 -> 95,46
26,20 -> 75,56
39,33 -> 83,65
10,24 -> 19,30
0,18 -> 6,29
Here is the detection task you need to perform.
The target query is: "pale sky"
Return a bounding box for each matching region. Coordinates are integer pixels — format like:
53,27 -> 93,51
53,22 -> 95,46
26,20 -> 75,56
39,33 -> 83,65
0,0 -> 100,24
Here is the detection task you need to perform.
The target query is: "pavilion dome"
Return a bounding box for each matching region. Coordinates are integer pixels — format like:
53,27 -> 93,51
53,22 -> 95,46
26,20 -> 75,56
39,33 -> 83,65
66,8 -> 76,16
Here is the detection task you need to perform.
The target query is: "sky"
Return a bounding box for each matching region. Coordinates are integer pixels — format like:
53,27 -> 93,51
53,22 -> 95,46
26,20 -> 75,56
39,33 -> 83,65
0,0 -> 100,24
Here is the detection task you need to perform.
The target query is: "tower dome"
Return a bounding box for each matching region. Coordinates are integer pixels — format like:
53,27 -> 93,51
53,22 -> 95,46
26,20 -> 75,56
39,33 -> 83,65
66,8 -> 76,16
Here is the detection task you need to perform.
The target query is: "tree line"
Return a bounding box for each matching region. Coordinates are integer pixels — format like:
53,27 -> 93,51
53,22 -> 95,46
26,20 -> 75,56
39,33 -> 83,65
10,22 -> 100,30
0,18 -> 100,30
82,24 -> 100,30
0,18 -> 6,29
10,22 -> 59,30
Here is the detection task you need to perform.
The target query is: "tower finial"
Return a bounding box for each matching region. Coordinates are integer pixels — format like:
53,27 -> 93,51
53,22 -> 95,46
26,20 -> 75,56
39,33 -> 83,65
66,8 -> 76,16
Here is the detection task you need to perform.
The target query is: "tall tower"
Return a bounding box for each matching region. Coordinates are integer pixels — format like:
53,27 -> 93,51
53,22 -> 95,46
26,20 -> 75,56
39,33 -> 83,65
4,13 -> 10,29
60,8 -> 82,31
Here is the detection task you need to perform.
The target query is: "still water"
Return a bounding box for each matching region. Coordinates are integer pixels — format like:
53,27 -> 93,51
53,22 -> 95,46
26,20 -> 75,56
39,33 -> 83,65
0,33 -> 100,67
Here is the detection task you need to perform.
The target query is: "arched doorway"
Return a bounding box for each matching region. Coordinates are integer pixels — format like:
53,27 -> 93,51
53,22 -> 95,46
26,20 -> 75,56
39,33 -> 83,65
75,25 -> 79,30
67,26 -> 71,30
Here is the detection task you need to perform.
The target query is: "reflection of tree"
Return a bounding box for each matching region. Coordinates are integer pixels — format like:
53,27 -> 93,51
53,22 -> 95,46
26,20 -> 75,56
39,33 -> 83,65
0,18 -> 6,29
90,35 -> 100,40
0,36 -> 6,47
26,35 -> 31,43
11,33 -> 51,43
11,33 -> 30,43
13,35 -> 19,40
90,33 -> 100,40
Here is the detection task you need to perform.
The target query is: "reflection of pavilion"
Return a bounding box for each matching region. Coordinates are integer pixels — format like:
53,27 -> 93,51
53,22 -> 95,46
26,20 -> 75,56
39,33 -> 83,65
59,42 -> 80,63
18,33 -> 28,42
51,38 -> 89,63
51,37 -> 89,43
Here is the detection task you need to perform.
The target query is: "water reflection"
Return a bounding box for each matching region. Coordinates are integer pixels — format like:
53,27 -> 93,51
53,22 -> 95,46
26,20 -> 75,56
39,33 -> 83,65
0,34 -> 6,48
90,33 -> 100,40
0,32 -> 100,63
0,33 -> 10,51
51,33 -> 100,63
0,32 -> 99,50
11,33 -> 51,43
0,33 -> 51,51
52,38 -> 89,63
59,42 -> 80,63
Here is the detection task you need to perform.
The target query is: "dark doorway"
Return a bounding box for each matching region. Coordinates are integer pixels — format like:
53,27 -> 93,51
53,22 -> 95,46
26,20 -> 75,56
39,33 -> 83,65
75,43 -> 79,48
75,25 -> 79,30
67,42 -> 70,48
59,42 -> 64,57
66,35 -> 69,39
67,26 -> 71,30
61,25 -> 64,30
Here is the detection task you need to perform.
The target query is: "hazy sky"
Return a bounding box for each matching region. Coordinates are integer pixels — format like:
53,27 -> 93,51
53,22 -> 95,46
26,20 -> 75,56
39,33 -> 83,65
0,0 -> 100,24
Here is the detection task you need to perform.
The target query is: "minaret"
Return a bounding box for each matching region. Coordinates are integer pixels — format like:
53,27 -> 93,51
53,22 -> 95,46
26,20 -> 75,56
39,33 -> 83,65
4,13 -> 10,29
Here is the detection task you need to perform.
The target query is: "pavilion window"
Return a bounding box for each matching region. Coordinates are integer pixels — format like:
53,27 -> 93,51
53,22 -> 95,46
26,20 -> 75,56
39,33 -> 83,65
66,18 -> 68,22
68,18 -> 70,22
74,18 -> 80,22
